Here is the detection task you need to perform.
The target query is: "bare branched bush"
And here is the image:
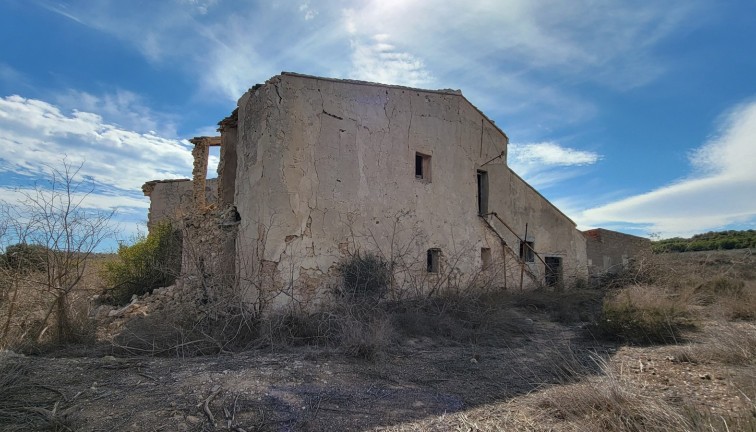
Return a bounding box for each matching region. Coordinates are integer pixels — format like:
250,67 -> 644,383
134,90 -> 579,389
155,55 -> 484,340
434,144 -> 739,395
0,162 -> 114,350
335,252 -> 390,301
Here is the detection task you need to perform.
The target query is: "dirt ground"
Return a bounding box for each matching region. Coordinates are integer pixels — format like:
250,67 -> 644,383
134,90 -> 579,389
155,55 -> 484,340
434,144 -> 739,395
3,314 -> 754,432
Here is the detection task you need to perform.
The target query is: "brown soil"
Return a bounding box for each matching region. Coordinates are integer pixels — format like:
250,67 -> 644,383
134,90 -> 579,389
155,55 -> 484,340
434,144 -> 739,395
4,315 -> 753,431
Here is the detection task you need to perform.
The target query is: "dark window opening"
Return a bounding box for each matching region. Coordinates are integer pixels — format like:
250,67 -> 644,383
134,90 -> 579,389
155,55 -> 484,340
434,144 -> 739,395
427,248 -> 441,273
545,256 -> 562,287
415,152 -> 431,181
477,170 -> 488,214
519,241 -> 535,263
481,247 -> 492,269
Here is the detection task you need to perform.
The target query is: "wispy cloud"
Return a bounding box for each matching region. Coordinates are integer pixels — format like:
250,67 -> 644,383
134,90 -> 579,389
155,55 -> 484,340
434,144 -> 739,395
32,0 -> 702,134
0,95 -> 193,192
578,100 -> 756,237
0,63 -> 27,86
349,34 -> 432,88
508,142 -> 601,188
176,0 -> 219,15
0,186 -> 149,212
54,89 -> 180,137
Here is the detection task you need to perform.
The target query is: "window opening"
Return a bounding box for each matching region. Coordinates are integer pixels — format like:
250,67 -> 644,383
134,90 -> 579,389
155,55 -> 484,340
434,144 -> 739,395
427,248 -> 440,273
477,170 -> 488,214
415,152 -> 431,181
545,256 -> 562,287
481,247 -> 492,269
519,241 -> 535,263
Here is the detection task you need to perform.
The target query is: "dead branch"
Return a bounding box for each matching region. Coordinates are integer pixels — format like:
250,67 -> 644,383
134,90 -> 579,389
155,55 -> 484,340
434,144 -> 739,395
202,385 -> 222,427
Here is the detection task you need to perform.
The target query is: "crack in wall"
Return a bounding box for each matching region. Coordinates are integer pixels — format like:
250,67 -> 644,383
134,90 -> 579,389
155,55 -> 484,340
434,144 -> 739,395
322,110 -> 343,120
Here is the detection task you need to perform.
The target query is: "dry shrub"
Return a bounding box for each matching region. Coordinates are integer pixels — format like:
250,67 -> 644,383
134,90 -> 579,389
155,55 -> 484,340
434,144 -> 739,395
695,277 -> 745,303
388,292 -> 531,345
537,362 -> 694,432
260,297 -> 397,359
672,324 -> 756,366
112,301 -> 259,357
708,280 -> 756,321
511,288 -> 604,323
596,285 -> 695,344
338,314 -> 394,360
257,290 -> 531,358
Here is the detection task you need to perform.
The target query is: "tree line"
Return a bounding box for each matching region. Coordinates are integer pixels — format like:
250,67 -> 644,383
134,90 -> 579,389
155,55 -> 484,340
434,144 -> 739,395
652,230 -> 756,253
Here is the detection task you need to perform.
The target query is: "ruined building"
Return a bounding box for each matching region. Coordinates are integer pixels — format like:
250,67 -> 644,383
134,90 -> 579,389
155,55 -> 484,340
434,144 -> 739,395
583,228 -> 651,276
145,73 -> 591,311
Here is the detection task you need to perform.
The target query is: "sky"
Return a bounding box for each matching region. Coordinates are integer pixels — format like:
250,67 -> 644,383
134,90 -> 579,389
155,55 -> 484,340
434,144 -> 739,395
0,0 -> 755,249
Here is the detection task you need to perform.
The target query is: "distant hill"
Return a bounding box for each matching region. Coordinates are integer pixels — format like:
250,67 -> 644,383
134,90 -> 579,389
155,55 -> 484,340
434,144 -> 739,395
653,229 -> 756,253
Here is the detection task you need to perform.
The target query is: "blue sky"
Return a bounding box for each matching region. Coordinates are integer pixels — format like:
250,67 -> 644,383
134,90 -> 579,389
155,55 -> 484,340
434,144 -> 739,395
0,0 -> 755,247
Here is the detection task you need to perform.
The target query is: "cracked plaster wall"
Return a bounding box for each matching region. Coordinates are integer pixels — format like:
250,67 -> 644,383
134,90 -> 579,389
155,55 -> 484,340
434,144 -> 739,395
232,73 -> 587,308
142,178 -> 218,231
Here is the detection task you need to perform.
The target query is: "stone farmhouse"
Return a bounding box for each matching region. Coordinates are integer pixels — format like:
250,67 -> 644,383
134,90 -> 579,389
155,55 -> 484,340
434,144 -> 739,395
145,73 -> 598,310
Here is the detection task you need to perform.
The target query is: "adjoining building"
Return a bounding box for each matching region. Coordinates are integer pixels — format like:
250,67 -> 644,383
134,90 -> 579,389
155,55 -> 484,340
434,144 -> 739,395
583,228 -> 651,276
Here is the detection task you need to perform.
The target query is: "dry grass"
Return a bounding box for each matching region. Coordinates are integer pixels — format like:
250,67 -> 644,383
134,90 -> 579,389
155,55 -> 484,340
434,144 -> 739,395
511,288 -> 604,323
595,284 -> 696,344
0,352 -> 76,431
668,323 -> 756,366
536,372 -> 693,432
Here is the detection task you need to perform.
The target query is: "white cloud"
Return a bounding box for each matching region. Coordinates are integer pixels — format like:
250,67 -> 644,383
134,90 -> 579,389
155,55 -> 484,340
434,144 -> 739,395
34,0 -> 702,132
579,100 -> 756,237
0,95 -> 193,193
54,89 -> 179,137
508,142 -> 601,188
349,35 -> 433,88
0,186 -> 149,212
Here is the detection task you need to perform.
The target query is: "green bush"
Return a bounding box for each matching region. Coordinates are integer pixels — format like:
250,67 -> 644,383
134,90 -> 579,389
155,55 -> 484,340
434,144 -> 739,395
102,223 -> 182,305
652,229 -> 756,253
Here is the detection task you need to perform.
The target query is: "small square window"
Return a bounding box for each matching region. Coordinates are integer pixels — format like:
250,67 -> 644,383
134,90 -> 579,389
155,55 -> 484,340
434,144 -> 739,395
481,247 -> 492,269
415,152 -> 431,181
427,248 -> 441,273
519,241 -> 535,263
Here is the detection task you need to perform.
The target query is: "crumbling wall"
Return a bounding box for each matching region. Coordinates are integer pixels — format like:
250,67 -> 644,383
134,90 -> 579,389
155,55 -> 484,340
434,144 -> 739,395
142,178 -> 218,231
584,229 -> 651,275
230,73 -> 587,310
218,111 -> 239,207
180,208 -> 239,309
